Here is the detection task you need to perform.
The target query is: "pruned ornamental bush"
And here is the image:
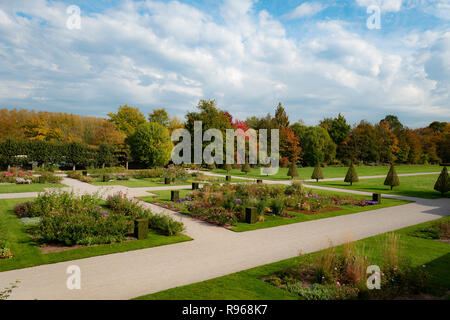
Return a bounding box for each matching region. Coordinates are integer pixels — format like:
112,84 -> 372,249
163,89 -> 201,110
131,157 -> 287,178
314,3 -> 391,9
434,167 -> 449,195
13,191 -> 184,246
344,163 -> 359,186
287,162 -> 299,179
311,163 -> 324,182
384,164 -> 400,190
241,162 -> 251,174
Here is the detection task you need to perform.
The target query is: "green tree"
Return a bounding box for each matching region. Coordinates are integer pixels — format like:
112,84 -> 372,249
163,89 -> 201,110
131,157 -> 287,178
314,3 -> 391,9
311,163 -> 324,182
274,102 -> 289,128
287,161 -> 299,179
65,142 -> 90,171
434,167 -> 450,195
344,163 -> 359,186
291,124 -> 336,166
97,144 -> 116,168
225,163 -> 232,173
384,164 -> 400,190
185,100 -> 232,164
148,109 -> 170,127
108,105 -> 146,136
320,113 -> 350,146
127,122 -> 172,168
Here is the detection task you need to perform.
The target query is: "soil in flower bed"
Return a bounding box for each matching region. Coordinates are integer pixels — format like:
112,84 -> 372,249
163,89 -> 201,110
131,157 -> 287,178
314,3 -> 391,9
286,206 -> 343,215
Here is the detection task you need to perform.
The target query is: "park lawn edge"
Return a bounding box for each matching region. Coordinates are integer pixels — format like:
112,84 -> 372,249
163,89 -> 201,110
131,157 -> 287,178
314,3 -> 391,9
0,198 -> 192,272
134,216 -> 450,300
140,188 -> 410,232
0,183 -> 66,194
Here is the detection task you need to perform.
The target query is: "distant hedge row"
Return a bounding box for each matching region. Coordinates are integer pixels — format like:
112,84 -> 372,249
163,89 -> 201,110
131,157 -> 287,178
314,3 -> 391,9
0,139 -> 122,170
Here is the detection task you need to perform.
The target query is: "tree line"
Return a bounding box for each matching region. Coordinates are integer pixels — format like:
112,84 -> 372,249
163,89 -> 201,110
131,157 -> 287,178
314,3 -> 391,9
0,101 -> 448,170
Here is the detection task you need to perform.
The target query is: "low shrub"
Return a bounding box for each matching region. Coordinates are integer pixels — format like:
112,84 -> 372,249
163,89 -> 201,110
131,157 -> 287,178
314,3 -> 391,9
13,201 -> 34,218
38,172 -> 62,184
107,192 -> 185,236
66,171 -> 94,183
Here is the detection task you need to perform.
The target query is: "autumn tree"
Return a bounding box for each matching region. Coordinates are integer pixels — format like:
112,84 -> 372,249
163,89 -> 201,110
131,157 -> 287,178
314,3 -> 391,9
149,109 -> 170,127
280,127 -> 301,163
108,105 -> 146,136
93,121 -> 125,146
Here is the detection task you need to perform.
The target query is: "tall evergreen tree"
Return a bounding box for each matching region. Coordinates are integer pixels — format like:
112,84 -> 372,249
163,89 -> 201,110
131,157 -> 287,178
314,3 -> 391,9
311,163 -> 324,182
384,164 -> 400,190
434,167 -> 450,195
274,103 -> 290,128
344,163 -> 359,186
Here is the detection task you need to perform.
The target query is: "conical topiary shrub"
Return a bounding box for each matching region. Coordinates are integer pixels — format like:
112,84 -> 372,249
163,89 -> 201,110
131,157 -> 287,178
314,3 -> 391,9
384,164 -> 400,190
225,163 -> 232,173
241,162 -> 251,174
311,163 -> 324,182
287,162 -> 299,180
344,163 -> 359,186
434,166 -> 450,196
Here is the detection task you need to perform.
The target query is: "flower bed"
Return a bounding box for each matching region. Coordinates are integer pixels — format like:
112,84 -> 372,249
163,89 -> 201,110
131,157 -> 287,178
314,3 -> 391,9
264,234 -> 429,300
157,182 -> 379,228
0,168 -> 62,185
13,191 -> 185,247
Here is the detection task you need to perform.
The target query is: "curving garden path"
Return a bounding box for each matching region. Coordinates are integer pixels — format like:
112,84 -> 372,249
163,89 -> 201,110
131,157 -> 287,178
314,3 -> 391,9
0,173 -> 448,300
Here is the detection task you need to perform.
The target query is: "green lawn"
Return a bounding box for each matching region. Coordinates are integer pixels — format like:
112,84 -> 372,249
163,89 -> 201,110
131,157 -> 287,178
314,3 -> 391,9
91,177 -> 191,188
312,174 -> 447,199
91,177 -> 248,188
135,216 -> 450,300
141,189 -> 409,232
213,165 -> 440,181
0,183 -> 65,194
0,198 -> 192,272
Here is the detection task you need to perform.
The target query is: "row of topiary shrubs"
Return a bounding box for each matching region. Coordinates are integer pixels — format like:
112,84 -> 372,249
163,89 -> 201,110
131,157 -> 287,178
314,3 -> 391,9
13,191 -> 184,246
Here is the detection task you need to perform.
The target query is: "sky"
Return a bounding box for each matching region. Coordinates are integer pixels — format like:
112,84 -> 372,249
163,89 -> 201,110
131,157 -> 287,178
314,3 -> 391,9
0,0 -> 449,128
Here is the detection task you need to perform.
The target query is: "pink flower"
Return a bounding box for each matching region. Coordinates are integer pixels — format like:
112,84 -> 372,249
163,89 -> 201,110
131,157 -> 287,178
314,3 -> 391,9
336,281 -> 341,286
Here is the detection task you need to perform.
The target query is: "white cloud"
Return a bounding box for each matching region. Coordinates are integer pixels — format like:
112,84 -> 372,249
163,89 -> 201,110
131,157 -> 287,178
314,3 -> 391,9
284,2 -> 326,19
0,0 -> 448,127
356,0 -> 403,12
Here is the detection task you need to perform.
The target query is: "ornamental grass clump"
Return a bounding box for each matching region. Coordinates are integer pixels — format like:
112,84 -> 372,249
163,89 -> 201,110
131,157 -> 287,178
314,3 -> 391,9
267,234 -> 429,300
